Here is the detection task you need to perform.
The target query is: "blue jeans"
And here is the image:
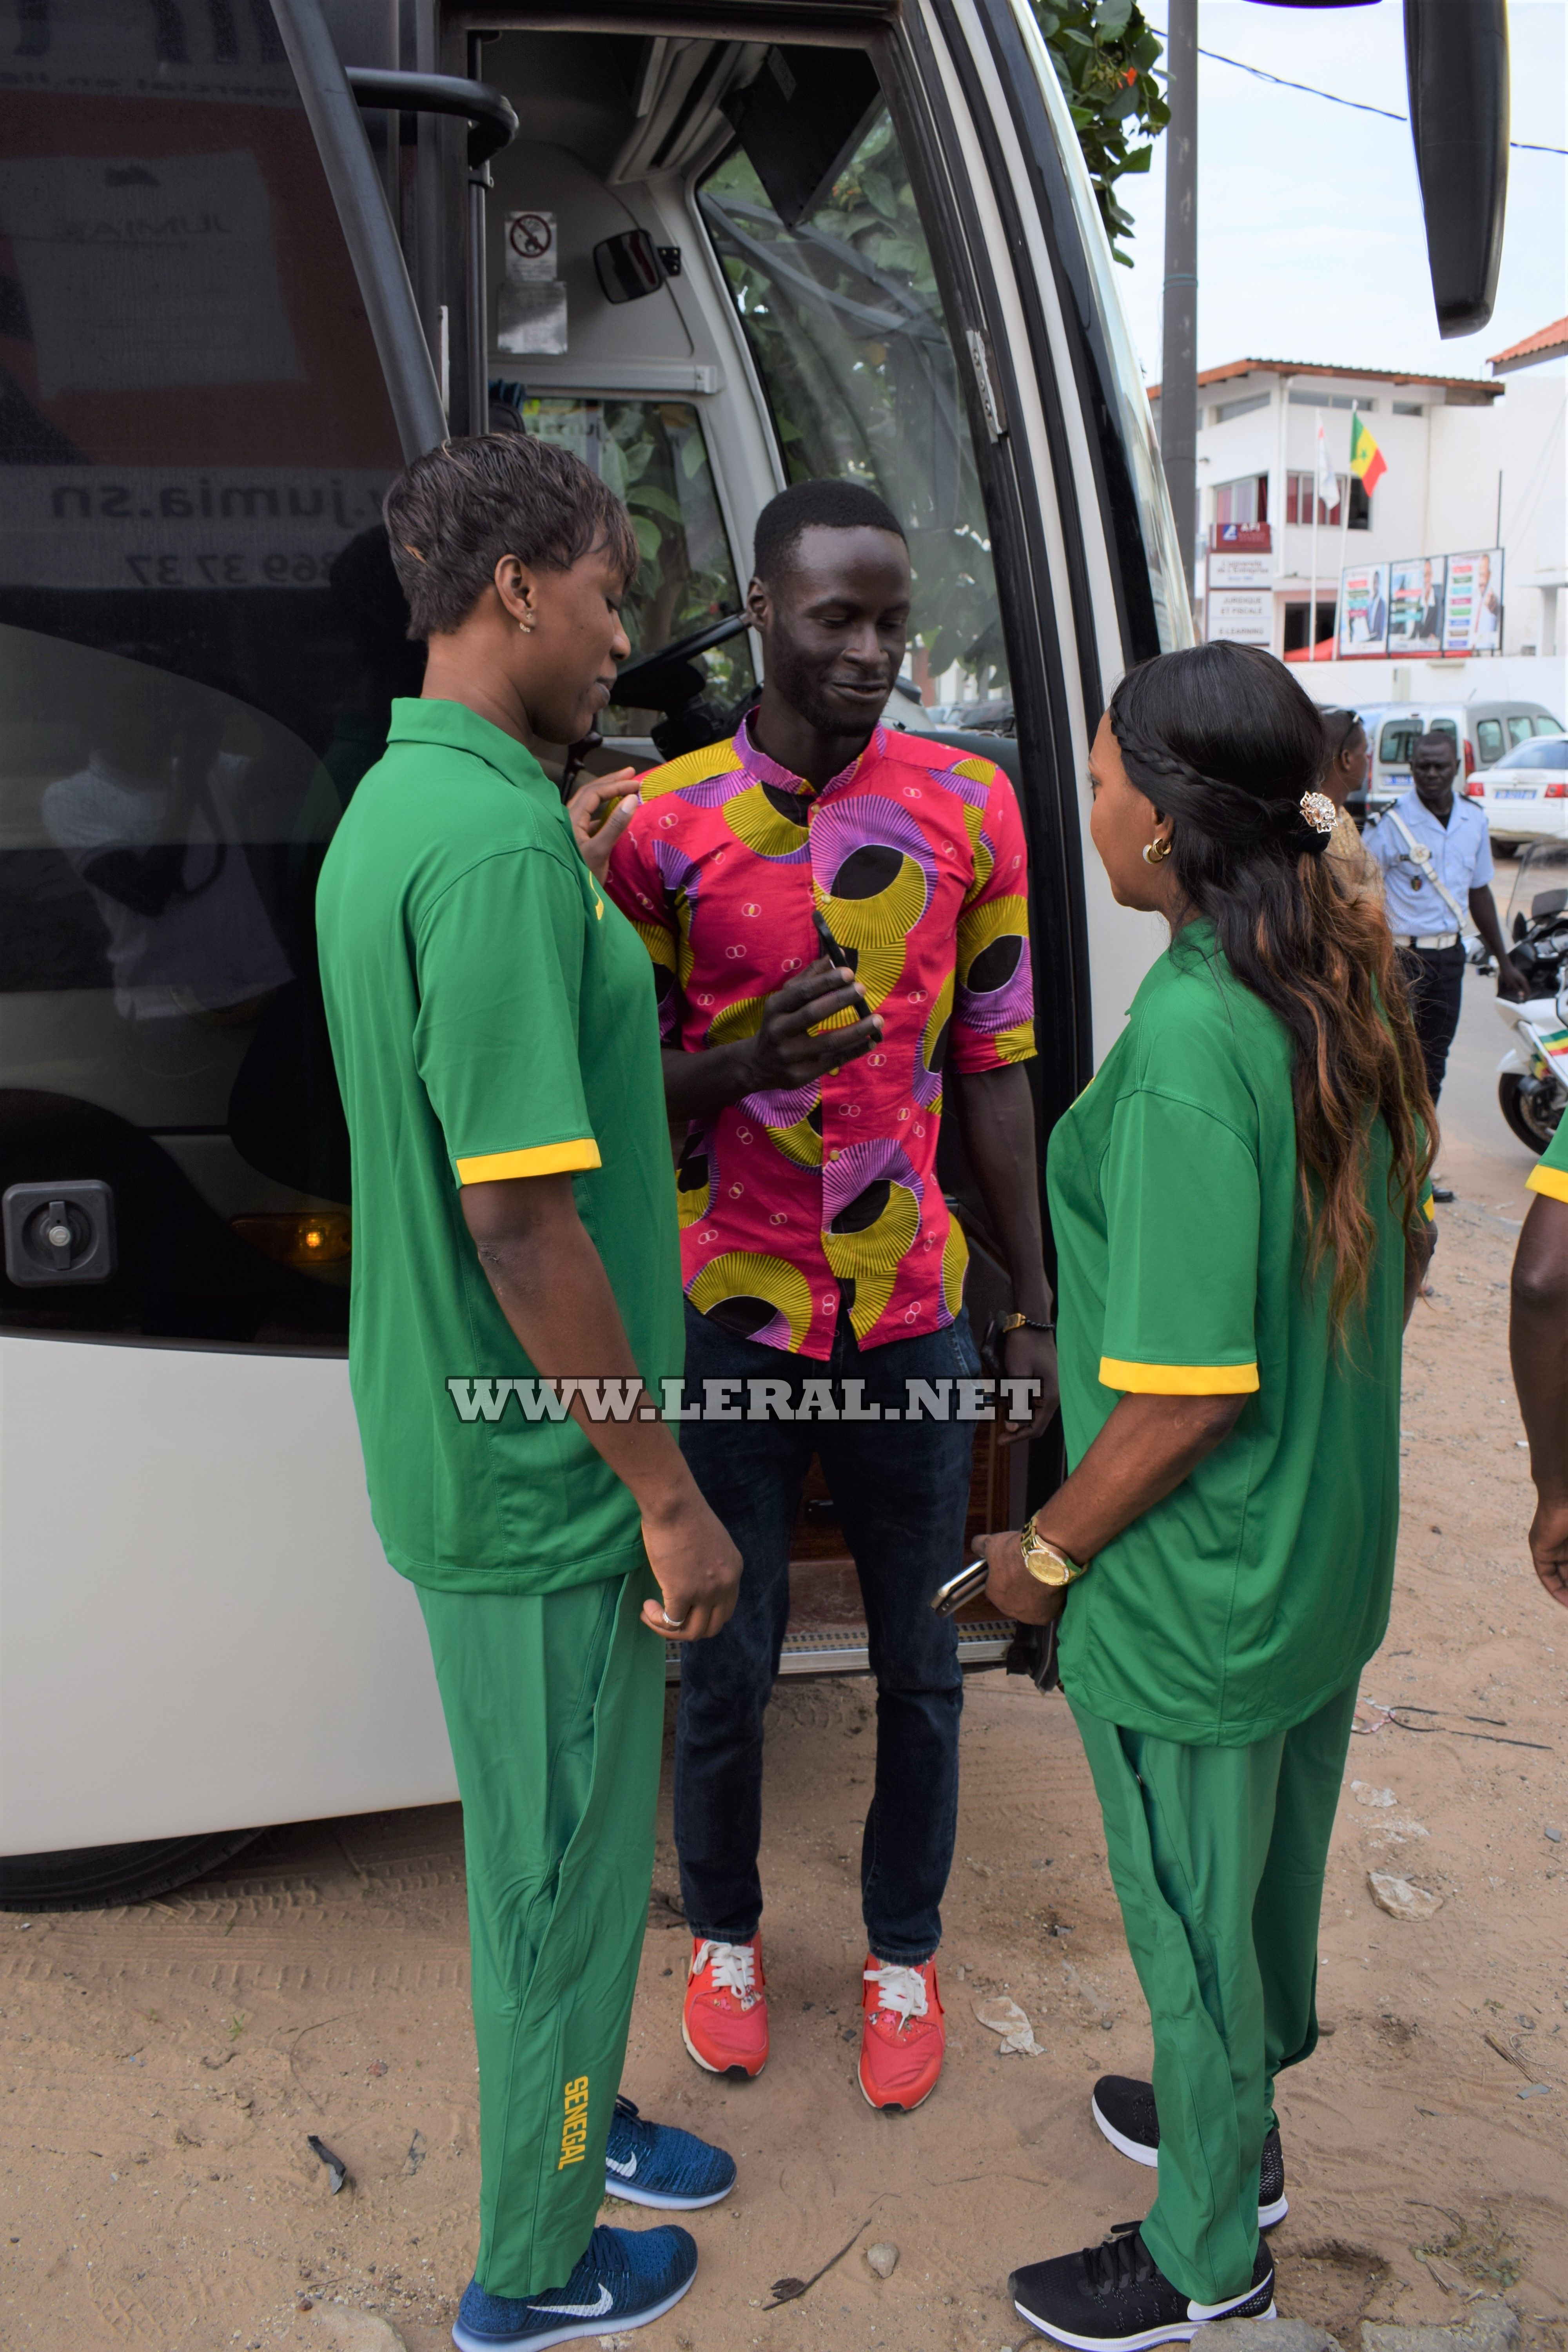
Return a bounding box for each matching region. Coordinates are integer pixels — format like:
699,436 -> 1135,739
673,1302 -> 978,1964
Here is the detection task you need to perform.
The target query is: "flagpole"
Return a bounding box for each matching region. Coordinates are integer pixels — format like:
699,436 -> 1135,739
1336,405 -> 1355,655
1310,444 -> 1320,662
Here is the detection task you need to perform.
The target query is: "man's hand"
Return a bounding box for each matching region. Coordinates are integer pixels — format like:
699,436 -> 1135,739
1528,1495 -> 1568,1610
998,1323 -> 1059,1447
741,956 -> 882,1092
1495,951 -> 1530,1002
1470,886 -> 1529,1001
639,1486 -> 743,1642
566,767 -> 640,880
976,1528 -> 1069,1627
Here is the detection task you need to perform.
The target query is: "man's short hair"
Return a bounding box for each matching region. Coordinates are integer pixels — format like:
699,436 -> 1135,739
384,433 -> 639,639
1414,730 -> 1457,757
753,478 -> 906,588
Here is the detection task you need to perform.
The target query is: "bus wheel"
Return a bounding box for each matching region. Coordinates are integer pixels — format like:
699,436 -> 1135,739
0,1831 -> 261,1912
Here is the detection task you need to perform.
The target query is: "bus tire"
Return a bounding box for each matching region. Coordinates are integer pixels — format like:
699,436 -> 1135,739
0,1830 -> 261,1912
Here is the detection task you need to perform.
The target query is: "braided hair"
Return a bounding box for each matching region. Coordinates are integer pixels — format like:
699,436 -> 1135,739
1108,642 -> 1432,1324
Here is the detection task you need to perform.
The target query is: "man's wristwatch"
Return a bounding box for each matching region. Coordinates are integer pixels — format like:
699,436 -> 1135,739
995,1312 -> 1054,1339
1018,1515 -> 1089,1587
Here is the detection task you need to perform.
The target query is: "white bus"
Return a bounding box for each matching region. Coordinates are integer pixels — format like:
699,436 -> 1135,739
0,0 -> 1490,1907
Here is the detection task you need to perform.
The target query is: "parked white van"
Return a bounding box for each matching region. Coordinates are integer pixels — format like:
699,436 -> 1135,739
1368,701 -> 1565,821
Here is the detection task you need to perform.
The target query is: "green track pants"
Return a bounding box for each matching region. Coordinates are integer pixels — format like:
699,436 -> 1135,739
417,1568 -> 664,2299
1070,1681 -> 1359,2306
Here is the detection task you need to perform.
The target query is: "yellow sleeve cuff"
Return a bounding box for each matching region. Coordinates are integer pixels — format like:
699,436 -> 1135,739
1099,1357 -> 1260,1395
456,1139 -> 602,1184
1526,1162 -> 1568,1205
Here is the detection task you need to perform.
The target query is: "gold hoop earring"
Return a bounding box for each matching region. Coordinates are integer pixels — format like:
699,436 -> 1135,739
1142,836 -> 1172,866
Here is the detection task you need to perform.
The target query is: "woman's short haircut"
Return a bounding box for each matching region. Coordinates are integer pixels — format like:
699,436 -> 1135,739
383,433 -> 639,639
753,478 -> 905,586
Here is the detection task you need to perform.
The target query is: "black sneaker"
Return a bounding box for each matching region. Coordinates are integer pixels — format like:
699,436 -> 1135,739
1090,2076 -> 1287,2229
1011,2225 -> 1274,2349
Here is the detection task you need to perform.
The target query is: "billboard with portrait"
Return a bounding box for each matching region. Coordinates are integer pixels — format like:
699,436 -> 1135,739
1387,556 -> 1445,652
1442,549 -> 1504,654
1337,563 -> 1389,656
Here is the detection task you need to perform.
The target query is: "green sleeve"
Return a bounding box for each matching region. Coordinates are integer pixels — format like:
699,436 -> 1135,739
1528,1111 -> 1568,1203
1099,1089 -> 1261,1394
413,848 -> 601,1185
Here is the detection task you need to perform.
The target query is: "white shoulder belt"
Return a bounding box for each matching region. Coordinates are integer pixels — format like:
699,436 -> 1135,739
1385,808 -> 1471,935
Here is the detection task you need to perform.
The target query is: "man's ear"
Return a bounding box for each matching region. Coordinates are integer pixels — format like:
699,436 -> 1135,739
745,574 -> 768,630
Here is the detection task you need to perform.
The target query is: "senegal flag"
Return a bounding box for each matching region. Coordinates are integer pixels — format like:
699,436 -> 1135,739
1350,413 -> 1387,494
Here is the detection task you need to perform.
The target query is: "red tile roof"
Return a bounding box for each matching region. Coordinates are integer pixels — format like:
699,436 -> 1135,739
1488,318 -> 1568,374
1147,358 -> 1500,402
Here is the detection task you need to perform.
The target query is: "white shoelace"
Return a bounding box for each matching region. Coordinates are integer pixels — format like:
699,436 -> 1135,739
864,1962 -> 929,2025
693,1938 -> 758,2002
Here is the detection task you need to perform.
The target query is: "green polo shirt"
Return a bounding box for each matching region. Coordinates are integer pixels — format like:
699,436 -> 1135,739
1527,1107 -> 1568,1203
317,698 -> 681,1593
1049,923 -> 1417,1745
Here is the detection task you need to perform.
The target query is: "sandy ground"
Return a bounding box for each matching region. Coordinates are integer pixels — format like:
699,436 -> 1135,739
4,956 -> 1566,2352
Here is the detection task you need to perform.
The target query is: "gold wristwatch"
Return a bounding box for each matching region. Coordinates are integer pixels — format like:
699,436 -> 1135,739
1019,1515 -> 1089,1588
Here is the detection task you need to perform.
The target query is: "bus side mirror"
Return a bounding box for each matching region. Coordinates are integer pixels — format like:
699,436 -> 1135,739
1403,0 -> 1508,337
1246,0 -> 1508,338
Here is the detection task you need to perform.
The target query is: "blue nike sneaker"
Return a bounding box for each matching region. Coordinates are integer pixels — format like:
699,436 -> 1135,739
452,2223 -> 697,2350
603,2093 -> 737,2210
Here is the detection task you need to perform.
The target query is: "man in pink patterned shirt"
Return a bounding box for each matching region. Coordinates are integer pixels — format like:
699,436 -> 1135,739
605,480 -> 1056,2113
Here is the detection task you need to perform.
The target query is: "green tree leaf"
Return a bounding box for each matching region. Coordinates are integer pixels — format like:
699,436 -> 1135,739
1029,1 -> 1165,262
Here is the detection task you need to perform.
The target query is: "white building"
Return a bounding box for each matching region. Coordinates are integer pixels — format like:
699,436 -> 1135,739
1149,325 -> 1567,668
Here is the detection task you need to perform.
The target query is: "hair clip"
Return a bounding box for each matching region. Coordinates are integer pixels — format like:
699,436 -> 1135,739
1299,790 -> 1337,836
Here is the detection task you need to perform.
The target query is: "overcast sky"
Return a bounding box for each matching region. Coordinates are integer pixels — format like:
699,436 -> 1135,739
1115,0 -> 1567,385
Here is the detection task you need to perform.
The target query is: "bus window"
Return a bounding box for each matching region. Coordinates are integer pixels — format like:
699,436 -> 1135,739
700,113 -> 1009,718
509,394 -> 755,732
0,0 -> 410,1348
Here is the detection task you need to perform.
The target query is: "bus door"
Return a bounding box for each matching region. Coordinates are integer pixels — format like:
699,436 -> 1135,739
354,2 -> 1188,1669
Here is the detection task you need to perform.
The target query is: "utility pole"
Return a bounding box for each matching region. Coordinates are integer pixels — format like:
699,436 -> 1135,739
1160,0 -> 1198,602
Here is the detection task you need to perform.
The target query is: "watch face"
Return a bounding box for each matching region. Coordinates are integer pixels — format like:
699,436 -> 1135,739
1024,1537 -> 1070,1586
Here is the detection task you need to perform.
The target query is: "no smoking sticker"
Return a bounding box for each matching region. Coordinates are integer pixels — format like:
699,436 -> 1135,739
505,210 -> 557,283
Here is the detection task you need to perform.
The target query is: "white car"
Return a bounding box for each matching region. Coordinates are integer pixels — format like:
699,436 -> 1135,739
1475,733 -> 1568,844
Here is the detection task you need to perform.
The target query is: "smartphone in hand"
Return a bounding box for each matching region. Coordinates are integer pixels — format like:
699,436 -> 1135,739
931,1559 -> 990,1617
812,905 -> 855,973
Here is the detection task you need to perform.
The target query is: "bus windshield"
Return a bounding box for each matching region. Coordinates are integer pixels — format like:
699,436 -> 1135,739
0,0 -> 407,1347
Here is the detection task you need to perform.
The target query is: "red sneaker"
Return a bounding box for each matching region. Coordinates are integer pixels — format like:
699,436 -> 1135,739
858,1956 -> 945,2112
682,1936 -> 769,2079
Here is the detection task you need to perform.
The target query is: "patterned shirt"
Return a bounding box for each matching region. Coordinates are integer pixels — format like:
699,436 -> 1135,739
604,715 -> 1036,1359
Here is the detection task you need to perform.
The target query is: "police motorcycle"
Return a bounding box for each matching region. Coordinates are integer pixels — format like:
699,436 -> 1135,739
1496,845 -> 1568,1154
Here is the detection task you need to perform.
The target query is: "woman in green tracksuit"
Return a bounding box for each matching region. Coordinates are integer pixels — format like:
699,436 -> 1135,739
982,643 -> 1435,2351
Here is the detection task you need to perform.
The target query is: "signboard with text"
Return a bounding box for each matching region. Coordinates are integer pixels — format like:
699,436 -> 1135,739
1209,549 -> 1274,589
1388,557 -> 1445,652
1207,589 -> 1273,646
1337,563 -> 1389,657
1442,548 -> 1504,655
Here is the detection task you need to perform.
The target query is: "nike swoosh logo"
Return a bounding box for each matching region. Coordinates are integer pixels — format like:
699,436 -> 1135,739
533,2286 -> 614,2319
605,2152 -> 638,2177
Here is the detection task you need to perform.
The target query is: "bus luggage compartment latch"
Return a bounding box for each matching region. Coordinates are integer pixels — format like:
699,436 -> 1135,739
3,1180 -> 117,1286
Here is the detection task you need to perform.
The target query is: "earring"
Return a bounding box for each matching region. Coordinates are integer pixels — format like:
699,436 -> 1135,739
518,615 -> 535,635
1142,835 -> 1172,866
